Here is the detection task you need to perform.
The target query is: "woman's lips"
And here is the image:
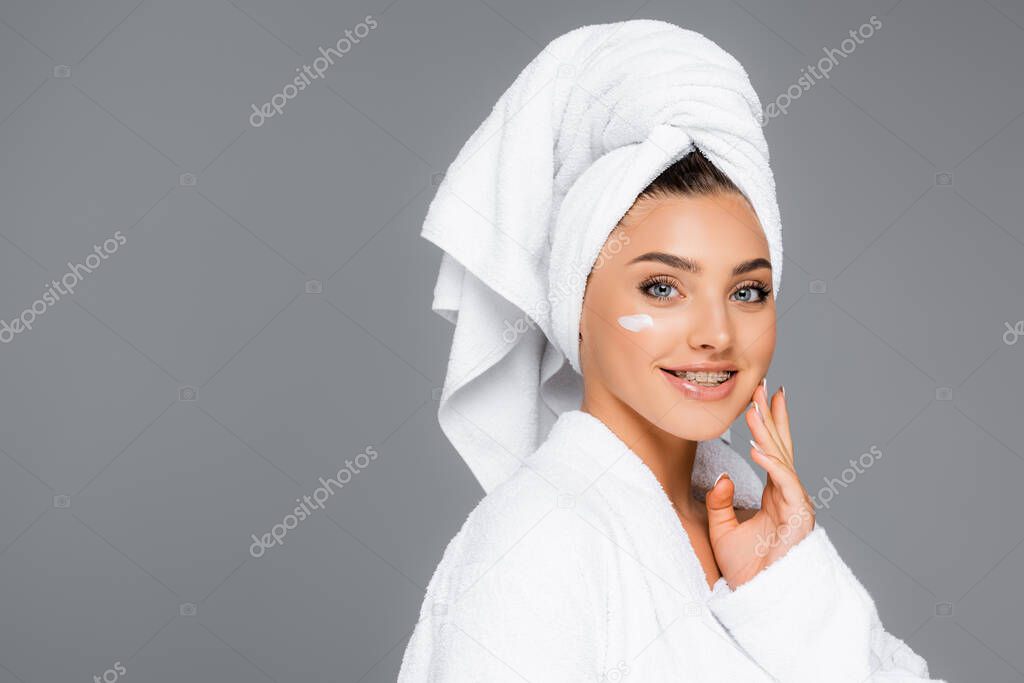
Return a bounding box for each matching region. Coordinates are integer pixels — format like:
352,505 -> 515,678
660,368 -> 738,401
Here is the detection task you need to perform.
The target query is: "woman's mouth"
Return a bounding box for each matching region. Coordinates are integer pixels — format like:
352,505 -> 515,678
659,367 -> 738,400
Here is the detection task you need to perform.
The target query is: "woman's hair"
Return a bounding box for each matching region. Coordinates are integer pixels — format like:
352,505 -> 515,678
635,146 -> 747,204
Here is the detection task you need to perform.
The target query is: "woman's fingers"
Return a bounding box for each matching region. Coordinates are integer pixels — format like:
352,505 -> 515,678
747,379 -> 807,507
749,407 -> 808,500
755,381 -> 784,450
769,385 -> 793,465
748,441 -> 789,482
751,380 -> 791,466
746,399 -> 784,462
749,443 -> 807,507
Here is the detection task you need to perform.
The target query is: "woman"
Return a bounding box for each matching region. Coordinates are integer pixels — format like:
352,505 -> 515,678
399,19 -> 944,682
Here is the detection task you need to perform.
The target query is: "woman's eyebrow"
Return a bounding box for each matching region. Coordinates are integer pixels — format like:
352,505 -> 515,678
626,251 -> 772,276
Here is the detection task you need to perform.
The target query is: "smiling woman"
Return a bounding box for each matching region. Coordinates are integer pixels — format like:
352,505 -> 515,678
399,18 -> 944,683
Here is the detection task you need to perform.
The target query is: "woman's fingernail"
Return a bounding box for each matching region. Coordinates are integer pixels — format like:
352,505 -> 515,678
752,400 -> 764,422
781,384 -> 786,399
749,439 -> 766,454
713,471 -> 730,487
760,376 -> 767,391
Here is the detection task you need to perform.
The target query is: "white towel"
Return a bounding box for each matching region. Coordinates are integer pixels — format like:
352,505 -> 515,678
423,18 -> 782,499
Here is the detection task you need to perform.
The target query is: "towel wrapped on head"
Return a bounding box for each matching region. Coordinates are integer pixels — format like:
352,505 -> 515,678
423,18 -> 782,503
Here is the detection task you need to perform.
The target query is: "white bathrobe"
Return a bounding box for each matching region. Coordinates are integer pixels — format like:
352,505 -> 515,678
398,409 -> 945,682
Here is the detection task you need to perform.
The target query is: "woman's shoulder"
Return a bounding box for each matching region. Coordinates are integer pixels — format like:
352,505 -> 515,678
445,463 -> 609,565
419,463 -> 613,605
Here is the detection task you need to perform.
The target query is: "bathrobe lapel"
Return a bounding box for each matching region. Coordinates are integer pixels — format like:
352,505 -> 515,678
534,410 -> 763,631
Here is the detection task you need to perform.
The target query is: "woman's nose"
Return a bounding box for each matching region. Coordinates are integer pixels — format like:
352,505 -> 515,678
686,295 -> 732,350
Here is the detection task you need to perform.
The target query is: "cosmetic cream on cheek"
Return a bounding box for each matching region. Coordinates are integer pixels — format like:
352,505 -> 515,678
617,313 -> 654,332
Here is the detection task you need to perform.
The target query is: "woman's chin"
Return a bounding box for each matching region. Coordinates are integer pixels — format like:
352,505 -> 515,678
645,407 -> 736,442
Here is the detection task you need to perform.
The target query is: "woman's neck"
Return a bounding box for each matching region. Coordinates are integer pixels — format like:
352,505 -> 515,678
580,394 -> 702,519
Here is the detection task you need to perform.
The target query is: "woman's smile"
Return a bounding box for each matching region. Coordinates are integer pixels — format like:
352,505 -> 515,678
659,366 -> 740,400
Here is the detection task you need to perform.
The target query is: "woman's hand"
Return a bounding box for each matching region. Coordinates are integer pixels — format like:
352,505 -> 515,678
704,379 -> 816,589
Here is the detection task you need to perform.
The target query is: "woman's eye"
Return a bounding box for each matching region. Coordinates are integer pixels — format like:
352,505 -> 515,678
732,286 -> 765,303
646,282 -> 678,299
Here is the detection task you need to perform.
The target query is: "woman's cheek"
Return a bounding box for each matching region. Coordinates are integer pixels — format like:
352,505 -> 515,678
737,318 -> 776,368
615,311 -> 665,357
613,311 -> 676,371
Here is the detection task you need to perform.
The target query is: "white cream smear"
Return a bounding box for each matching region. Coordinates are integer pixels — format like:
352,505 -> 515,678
617,313 -> 654,332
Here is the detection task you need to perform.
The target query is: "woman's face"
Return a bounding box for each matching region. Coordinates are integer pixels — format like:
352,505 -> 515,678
579,191 -> 776,441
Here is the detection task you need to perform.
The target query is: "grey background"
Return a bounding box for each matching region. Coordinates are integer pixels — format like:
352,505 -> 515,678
0,0 -> 1021,680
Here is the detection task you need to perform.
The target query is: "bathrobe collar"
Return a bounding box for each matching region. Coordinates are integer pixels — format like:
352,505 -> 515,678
534,409 -> 764,508
527,408 -> 762,602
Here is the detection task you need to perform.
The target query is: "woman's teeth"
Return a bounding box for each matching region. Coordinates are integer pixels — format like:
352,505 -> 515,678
668,369 -> 734,386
